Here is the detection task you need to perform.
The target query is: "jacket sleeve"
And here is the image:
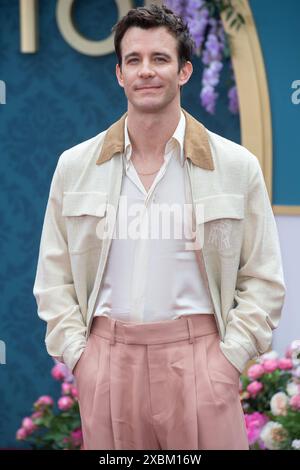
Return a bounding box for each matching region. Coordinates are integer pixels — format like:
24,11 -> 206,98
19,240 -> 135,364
220,153 -> 286,373
33,154 -> 87,373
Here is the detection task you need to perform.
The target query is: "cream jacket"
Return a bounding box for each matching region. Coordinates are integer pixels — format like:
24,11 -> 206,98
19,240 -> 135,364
33,108 -> 286,374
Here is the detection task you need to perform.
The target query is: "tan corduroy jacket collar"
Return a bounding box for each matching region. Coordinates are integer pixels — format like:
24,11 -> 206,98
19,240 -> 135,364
96,107 -> 214,171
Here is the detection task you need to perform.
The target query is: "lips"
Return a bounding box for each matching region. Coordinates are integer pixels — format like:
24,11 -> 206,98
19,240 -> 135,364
136,86 -> 161,90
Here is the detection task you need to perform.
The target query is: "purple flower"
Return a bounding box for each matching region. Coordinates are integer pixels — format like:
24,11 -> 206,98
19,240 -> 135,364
228,85 -> 239,114
203,61 -> 223,86
200,85 -> 218,114
164,0 -> 185,16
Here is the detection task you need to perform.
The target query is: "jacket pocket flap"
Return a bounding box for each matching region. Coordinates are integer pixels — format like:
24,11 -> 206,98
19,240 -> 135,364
194,193 -> 244,224
62,192 -> 107,217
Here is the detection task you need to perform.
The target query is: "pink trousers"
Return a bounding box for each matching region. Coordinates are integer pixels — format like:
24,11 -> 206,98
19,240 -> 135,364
74,314 -> 249,450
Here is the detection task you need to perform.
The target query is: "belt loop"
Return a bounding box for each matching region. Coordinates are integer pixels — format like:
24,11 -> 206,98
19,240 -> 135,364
187,317 -> 195,344
110,319 -> 116,345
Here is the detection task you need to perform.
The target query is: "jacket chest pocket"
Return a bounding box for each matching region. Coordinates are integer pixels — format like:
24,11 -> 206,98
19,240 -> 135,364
62,191 -> 107,255
194,193 -> 245,257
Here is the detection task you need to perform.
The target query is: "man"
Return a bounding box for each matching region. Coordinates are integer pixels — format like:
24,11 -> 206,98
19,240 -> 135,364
33,5 -> 285,450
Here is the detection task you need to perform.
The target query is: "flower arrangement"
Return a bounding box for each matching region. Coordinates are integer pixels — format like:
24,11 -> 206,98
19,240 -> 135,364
240,340 -> 300,450
165,0 -> 245,114
16,360 -> 82,450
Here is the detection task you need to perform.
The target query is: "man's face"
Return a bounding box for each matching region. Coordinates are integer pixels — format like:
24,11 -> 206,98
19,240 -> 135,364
116,26 -> 192,113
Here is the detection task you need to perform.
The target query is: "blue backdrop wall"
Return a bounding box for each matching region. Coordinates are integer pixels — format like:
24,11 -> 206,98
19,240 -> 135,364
250,0 -> 300,205
0,0 -> 239,447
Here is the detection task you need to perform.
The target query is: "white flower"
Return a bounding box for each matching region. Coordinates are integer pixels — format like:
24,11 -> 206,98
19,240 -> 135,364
260,422 -> 286,450
291,340 -> 300,360
292,439 -> 300,450
270,392 -> 289,416
287,381 -> 299,397
260,350 -> 279,362
292,366 -> 300,378
291,340 -> 300,351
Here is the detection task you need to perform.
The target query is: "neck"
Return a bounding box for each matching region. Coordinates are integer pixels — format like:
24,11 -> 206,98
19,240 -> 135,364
127,102 -> 181,162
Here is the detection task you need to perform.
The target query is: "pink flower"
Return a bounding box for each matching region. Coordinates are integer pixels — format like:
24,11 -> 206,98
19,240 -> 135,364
22,417 -> 37,434
58,396 -> 74,411
262,359 -> 278,373
61,382 -> 73,395
247,364 -> 265,380
244,412 -> 268,445
247,381 -> 263,397
52,359 -> 75,382
16,428 -> 28,440
34,395 -> 54,409
31,411 -> 43,420
290,394 -> 300,410
285,345 -> 293,359
71,428 -> 83,447
278,358 -> 293,370
51,363 -> 68,381
71,386 -> 78,398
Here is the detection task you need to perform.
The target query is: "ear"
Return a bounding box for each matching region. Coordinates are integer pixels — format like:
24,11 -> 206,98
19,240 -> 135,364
116,63 -> 124,88
178,61 -> 193,87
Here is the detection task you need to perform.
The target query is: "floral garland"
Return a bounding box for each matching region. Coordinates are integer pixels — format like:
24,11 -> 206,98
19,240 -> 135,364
165,0 -> 245,114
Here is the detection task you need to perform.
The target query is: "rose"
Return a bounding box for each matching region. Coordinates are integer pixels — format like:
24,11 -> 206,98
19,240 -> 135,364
247,364 -> 265,380
262,359 -> 278,373
278,358 -> 293,370
244,412 -> 268,446
289,394 -> 300,410
34,395 -> 54,409
61,382 -> 73,395
71,428 -> 83,447
57,396 -> 74,411
51,363 -> 67,381
22,417 -> 38,434
16,428 -> 28,440
31,411 -> 43,420
247,381 -> 263,397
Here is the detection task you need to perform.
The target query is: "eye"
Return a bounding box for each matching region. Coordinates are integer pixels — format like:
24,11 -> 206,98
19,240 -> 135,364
155,57 -> 167,62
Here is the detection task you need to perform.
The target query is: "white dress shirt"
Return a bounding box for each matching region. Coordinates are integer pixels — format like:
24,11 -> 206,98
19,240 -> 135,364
94,111 -> 214,322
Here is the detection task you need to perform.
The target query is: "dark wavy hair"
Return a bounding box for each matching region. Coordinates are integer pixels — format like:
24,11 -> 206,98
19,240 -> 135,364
112,4 -> 195,72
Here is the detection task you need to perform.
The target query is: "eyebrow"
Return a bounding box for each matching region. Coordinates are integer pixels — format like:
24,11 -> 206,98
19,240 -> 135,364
124,52 -> 172,61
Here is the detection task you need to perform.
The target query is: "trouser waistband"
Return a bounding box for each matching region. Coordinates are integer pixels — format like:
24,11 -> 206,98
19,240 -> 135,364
90,313 -> 218,345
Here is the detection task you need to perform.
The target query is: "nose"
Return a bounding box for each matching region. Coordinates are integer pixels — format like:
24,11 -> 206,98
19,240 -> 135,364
138,61 -> 155,78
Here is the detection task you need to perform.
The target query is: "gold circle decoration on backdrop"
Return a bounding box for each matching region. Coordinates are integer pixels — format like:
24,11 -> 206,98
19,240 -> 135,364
56,0 -> 133,57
